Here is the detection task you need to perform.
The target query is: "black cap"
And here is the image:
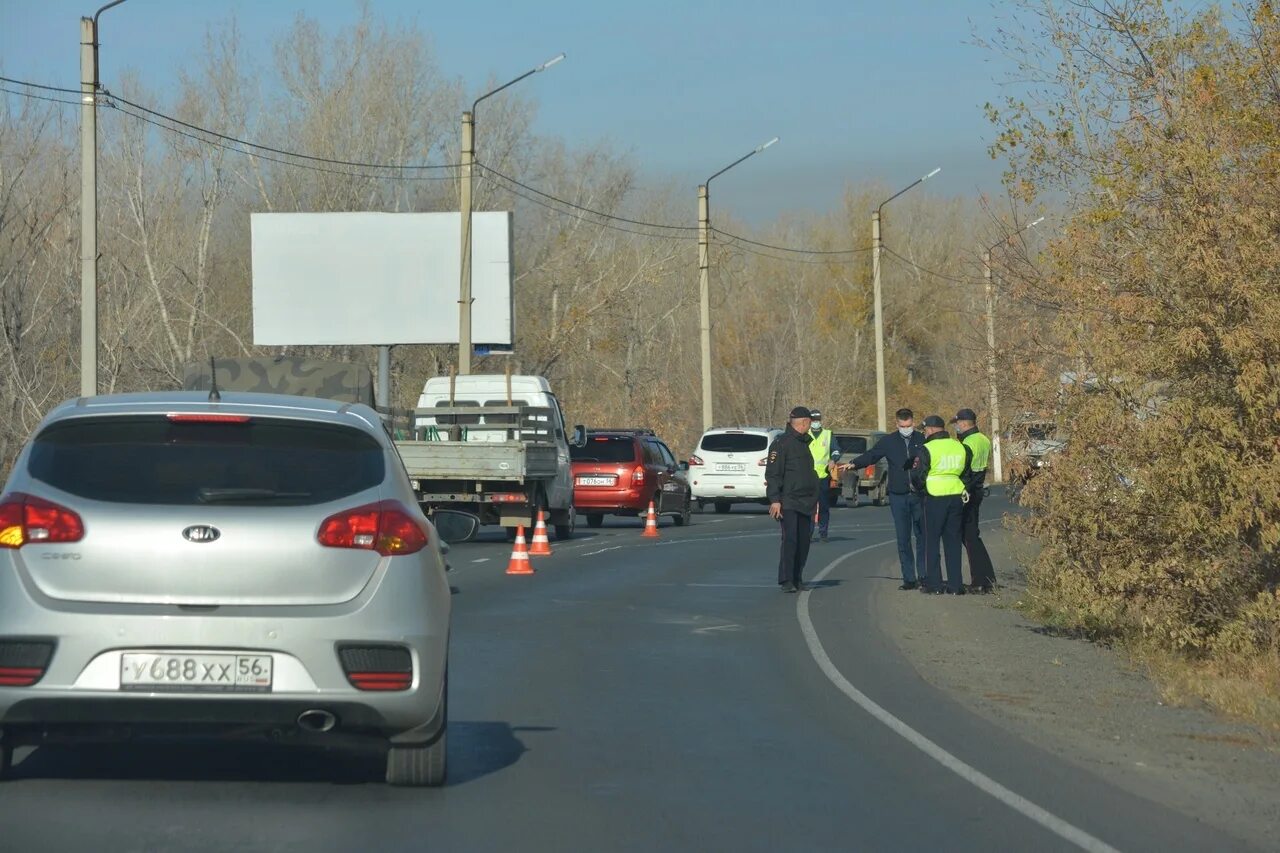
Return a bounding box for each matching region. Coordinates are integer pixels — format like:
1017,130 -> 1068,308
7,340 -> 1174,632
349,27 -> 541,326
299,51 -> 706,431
922,415 -> 946,428
789,406 -> 813,419
951,408 -> 977,423
809,409 -> 822,419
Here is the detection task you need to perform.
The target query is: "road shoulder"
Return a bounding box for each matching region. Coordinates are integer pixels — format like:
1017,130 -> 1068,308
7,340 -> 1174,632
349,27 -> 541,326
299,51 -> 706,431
871,515 -> 1280,852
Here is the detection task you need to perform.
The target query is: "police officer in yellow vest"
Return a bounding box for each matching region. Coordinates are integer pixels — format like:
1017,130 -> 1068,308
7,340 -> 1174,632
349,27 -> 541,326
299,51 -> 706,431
807,410 -> 837,542
909,415 -> 973,594
952,408 -> 996,592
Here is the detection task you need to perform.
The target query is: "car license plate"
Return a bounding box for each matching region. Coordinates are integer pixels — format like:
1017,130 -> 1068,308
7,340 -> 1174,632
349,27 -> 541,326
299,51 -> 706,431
716,463 -> 745,473
576,476 -> 615,486
120,653 -> 273,692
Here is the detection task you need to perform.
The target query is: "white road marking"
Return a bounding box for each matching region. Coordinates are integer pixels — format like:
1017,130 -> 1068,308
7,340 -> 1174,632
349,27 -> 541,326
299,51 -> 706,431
472,558 -> 490,563
797,538 -> 1122,853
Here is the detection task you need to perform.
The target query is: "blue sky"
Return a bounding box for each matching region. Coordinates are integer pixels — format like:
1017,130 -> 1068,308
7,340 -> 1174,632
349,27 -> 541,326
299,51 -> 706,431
1,0 -> 1016,222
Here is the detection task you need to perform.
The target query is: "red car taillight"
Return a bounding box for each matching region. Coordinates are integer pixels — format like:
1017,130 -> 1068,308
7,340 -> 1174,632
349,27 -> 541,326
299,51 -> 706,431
689,455 -> 704,466
757,457 -> 768,466
0,640 -> 55,687
0,493 -> 85,549
318,500 -> 429,556
864,465 -> 876,478
632,465 -> 646,485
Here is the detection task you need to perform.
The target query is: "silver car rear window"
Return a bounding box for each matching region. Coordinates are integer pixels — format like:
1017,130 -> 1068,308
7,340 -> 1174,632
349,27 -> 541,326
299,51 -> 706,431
27,416 -> 384,506
699,434 -> 768,453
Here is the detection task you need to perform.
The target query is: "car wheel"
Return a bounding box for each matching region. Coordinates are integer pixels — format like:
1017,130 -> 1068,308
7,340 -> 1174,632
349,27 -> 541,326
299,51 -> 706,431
714,501 -> 731,514
386,676 -> 447,787
586,513 -> 604,528
555,505 -> 575,540
673,494 -> 692,526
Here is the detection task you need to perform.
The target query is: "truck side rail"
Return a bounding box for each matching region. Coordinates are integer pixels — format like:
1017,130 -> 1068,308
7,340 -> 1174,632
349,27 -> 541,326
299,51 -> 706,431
409,405 -> 559,444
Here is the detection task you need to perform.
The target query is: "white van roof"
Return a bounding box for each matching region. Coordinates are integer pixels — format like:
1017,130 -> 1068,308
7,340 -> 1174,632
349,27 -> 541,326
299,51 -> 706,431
420,375 -> 553,397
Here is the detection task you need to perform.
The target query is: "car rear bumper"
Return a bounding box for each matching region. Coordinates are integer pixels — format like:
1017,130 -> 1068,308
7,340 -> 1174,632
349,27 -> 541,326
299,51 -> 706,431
573,487 -> 650,513
689,477 -> 769,500
0,555 -> 450,744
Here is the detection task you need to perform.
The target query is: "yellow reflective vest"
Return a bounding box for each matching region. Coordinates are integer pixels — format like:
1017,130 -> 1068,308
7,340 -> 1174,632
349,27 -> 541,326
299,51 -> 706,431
925,436 -> 967,497
809,428 -> 832,478
962,431 -> 992,473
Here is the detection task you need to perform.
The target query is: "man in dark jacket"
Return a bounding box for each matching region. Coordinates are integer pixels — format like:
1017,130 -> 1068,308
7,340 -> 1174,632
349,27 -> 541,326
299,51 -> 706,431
910,415 -> 973,595
952,408 -> 996,592
847,408 -> 925,589
766,406 -> 821,593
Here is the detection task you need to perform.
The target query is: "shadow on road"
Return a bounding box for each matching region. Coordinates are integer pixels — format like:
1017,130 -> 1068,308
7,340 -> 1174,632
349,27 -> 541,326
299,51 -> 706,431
6,720 -> 552,787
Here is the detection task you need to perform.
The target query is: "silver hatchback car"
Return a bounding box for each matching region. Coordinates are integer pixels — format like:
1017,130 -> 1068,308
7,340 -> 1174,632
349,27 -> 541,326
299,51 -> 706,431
0,392 -> 451,786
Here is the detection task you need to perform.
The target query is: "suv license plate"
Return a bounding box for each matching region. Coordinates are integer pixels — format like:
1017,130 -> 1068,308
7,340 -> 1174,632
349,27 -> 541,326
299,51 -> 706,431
716,463 -> 746,473
120,653 -> 273,692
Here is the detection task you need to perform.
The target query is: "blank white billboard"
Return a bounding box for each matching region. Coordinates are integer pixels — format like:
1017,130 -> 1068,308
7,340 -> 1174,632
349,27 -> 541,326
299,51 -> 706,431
251,212 -> 513,346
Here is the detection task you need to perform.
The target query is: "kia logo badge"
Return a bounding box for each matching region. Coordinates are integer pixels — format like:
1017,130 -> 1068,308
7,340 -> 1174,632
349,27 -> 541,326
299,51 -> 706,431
183,525 -> 221,543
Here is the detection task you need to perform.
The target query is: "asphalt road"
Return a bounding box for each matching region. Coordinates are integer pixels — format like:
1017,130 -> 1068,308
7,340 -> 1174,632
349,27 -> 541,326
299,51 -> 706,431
0,493 -> 1249,852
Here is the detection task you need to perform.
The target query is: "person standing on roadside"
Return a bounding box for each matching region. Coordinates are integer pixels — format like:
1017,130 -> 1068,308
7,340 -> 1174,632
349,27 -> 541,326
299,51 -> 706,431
910,415 -> 972,595
952,408 -> 996,593
767,406 -> 821,593
847,408 -> 925,589
807,410 -> 838,543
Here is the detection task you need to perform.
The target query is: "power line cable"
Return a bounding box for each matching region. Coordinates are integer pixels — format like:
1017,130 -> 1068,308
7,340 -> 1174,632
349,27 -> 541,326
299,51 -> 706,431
110,102 -> 461,182
711,226 -> 872,256
0,75 -> 83,95
880,244 -> 972,284
482,175 -> 696,241
711,233 -> 864,266
0,86 -> 84,107
103,87 -> 459,172
475,162 -> 696,233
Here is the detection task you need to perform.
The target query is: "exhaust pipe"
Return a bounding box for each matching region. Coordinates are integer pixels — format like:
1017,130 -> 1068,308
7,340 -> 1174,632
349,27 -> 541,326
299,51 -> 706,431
297,709 -> 337,733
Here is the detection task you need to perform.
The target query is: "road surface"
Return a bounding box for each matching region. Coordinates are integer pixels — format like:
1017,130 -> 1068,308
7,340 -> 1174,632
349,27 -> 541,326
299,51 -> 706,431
0,493 -> 1249,851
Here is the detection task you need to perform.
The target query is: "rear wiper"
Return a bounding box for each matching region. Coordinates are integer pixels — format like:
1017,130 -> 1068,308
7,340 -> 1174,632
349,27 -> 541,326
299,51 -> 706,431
197,487 -> 312,503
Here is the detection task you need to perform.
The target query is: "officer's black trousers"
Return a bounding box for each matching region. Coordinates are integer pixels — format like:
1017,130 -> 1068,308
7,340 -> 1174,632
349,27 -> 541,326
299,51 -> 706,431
777,509 -> 813,586
921,494 -> 963,592
961,489 -> 995,588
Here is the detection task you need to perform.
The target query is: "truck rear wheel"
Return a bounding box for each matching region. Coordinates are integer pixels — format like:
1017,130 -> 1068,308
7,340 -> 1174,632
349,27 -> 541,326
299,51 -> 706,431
555,504 -> 575,540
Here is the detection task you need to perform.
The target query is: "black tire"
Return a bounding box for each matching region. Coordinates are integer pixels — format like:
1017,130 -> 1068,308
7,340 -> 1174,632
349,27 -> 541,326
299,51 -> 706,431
673,493 -> 692,526
555,504 -> 575,540
586,513 -> 604,528
386,678 -> 447,787
714,501 -> 731,514
0,742 -> 12,781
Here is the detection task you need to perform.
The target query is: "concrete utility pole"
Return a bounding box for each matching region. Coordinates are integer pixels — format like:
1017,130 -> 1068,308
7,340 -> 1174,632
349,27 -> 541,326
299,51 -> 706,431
982,215 -> 1044,484
458,53 -> 564,376
698,137 -> 778,431
79,0 -> 129,399
871,168 -> 940,431
698,185 -> 711,430
982,250 -> 1002,484
458,109 -> 475,375
80,15 -> 98,397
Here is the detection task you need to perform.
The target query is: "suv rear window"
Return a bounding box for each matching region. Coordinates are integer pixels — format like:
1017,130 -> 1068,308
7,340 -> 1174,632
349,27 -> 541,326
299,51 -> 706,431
571,436 -> 639,463
699,433 -> 769,453
833,436 -> 868,454
28,416 -> 385,506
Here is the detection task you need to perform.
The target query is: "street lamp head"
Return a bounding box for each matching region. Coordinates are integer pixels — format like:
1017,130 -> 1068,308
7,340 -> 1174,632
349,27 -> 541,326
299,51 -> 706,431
756,137 -> 780,153
924,167 -> 942,181
538,53 -> 566,72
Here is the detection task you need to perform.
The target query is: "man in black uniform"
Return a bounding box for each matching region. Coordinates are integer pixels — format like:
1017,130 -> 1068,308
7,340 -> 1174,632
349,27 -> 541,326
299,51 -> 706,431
910,415 -> 973,595
766,406 -> 821,593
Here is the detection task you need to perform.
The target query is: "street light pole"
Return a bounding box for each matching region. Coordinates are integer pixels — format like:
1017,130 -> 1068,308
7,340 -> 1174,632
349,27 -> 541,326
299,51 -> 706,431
458,53 -> 564,376
79,0 -> 129,398
698,136 -> 778,430
871,167 -> 940,430
983,215 -> 1043,484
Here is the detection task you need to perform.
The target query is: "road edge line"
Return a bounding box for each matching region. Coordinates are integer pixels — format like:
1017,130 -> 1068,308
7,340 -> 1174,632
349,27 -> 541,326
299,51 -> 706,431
796,539 -> 1122,853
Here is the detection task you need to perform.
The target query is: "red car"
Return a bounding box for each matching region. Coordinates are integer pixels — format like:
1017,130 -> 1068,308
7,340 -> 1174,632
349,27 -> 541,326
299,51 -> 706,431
571,430 -> 692,528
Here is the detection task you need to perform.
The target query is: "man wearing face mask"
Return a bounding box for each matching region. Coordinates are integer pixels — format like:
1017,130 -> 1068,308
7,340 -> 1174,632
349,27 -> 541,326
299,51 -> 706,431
846,408 -> 926,589
807,410 -> 837,542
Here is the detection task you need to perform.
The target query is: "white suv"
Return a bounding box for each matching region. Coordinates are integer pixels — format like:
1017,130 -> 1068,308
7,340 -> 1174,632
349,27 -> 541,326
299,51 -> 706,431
688,427 -> 783,513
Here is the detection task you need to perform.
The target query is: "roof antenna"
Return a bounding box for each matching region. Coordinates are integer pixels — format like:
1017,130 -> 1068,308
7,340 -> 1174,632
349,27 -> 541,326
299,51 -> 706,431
208,356 -> 221,403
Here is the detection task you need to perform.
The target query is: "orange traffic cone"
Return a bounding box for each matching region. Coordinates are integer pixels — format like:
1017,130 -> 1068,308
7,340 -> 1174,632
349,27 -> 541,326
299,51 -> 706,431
642,501 -> 660,538
506,526 -> 535,575
530,510 -> 553,556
